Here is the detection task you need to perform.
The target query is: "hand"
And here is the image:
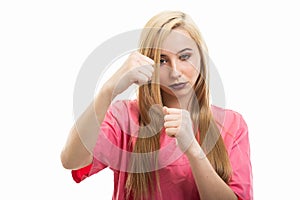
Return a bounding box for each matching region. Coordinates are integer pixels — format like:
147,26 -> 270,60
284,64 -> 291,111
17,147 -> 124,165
163,107 -> 197,153
106,51 -> 155,97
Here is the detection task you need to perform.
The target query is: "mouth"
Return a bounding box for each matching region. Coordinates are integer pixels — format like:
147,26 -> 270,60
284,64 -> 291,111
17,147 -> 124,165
168,82 -> 188,90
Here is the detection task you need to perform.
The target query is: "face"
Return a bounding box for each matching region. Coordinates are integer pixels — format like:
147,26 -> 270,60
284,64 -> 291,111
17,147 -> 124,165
159,28 -> 201,100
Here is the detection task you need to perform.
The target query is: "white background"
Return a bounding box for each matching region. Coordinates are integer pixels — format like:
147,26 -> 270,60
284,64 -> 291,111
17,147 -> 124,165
1,0 -> 299,199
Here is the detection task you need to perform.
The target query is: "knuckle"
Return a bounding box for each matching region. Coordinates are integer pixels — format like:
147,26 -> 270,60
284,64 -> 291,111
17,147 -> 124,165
182,109 -> 189,115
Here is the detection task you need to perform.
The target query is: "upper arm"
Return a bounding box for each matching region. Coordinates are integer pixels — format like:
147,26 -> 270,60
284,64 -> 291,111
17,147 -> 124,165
70,100 -> 135,182
228,115 -> 253,200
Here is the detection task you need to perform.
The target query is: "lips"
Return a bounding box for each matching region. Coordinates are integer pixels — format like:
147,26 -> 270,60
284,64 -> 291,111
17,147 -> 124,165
169,82 -> 188,90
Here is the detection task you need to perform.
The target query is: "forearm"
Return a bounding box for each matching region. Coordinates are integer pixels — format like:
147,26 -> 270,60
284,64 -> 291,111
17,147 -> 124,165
61,52 -> 155,170
186,140 -> 237,200
60,84 -> 115,169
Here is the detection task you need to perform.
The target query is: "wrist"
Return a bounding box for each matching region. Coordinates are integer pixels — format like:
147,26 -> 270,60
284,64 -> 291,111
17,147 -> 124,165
185,139 -> 206,160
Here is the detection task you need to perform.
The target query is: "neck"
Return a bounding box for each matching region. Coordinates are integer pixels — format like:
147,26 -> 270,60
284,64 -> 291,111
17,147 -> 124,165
161,91 -> 193,110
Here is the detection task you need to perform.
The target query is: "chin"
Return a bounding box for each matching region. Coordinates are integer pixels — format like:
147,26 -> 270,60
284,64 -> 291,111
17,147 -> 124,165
162,88 -> 194,99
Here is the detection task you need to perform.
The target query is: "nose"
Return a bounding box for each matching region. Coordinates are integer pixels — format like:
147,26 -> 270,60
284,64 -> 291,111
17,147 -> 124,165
170,60 -> 182,79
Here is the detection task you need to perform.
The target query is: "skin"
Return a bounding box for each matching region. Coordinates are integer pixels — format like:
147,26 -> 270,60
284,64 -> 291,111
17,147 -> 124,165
159,27 -> 200,109
60,27 -> 237,199
60,52 -> 154,169
161,28 -> 237,200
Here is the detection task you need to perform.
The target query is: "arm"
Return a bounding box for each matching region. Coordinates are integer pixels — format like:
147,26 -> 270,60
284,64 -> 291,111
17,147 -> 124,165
185,141 -> 237,200
163,107 -> 237,200
60,84 -> 115,170
60,52 -> 155,170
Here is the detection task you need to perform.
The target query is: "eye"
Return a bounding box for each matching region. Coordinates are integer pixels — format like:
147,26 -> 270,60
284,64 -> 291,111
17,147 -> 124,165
179,54 -> 191,61
160,57 -> 168,66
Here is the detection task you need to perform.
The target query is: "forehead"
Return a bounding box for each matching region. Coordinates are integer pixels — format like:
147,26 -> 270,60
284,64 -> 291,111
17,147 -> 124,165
161,28 -> 197,54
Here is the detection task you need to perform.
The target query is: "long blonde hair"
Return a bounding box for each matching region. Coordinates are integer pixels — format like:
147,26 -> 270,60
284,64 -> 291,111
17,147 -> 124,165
125,10 -> 232,200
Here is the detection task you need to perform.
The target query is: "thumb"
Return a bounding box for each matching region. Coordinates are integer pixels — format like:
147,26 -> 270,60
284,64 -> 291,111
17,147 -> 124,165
163,106 -> 168,115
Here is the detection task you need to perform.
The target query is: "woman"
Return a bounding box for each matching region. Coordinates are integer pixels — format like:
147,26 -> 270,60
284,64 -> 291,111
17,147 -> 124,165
60,10 -> 253,200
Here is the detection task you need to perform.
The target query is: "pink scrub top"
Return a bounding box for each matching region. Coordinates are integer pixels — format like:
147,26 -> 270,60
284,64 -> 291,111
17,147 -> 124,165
71,100 -> 253,200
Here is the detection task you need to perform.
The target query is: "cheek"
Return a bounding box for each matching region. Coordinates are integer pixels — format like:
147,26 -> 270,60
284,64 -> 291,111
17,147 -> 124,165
159,68 -> 168,84
183,64 -> 199,81
185,58 -> 200,80
159,72 -> 171,92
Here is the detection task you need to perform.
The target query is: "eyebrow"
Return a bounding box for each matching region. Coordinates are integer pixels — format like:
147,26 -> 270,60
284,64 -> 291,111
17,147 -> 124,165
177,48 -> 193,54
161,48 -> 193,57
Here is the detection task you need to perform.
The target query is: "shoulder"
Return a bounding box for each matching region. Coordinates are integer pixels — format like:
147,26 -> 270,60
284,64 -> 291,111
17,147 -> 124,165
211,105 -> 249,148
106,99 -> 140,133
109,99 -> 139,116
211,105 -> 247,131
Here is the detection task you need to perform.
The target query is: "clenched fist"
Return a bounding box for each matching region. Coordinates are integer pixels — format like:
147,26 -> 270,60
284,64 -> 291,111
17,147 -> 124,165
163,106 -> 197,153
106,51 -> 155,97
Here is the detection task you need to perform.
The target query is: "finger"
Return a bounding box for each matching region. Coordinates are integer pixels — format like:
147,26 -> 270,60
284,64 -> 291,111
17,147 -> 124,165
143,64 -> 155,73
165,107 -> 181,114
163,106 -> 168,115
135,73 -> 150,85
139,63 -> 154,74
165,128 -> 178,137
164,114 -> 180,122
164,120 -> 179,128
138,66 -> 153,79
140,54 -> 155,65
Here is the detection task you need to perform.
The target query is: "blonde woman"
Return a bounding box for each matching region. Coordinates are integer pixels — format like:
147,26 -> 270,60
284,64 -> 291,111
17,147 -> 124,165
61,10 -> 253,200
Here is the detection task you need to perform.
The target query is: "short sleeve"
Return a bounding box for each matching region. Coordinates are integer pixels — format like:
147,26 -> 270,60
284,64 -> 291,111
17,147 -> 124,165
71,157 -> 107,183
228,115 -> 253,200
71,101 -> 128,183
